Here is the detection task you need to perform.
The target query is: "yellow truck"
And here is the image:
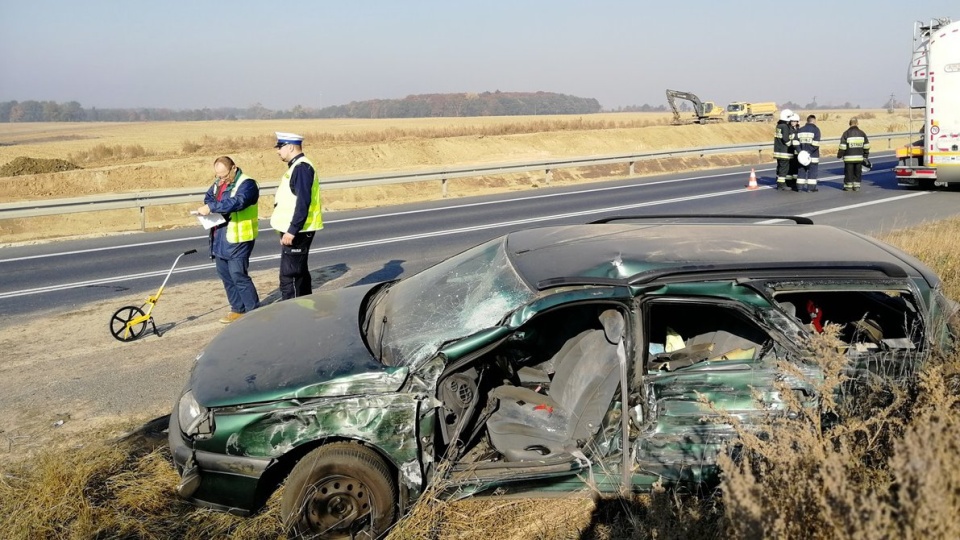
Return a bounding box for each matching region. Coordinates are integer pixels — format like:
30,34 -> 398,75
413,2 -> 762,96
726,102 -> 777,122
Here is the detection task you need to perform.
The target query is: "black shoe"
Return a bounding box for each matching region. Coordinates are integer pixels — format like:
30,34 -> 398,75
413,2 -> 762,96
853,186 -> 860,191
776,184 -> 785,191
843,187 -> 852,192
811,187 -> 818,192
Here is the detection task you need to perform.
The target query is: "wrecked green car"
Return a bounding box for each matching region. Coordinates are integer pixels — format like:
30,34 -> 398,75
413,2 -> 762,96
169,216 -> 953,538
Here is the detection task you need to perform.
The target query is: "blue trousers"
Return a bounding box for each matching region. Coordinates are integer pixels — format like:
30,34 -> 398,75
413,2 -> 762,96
216,254 -> 260,313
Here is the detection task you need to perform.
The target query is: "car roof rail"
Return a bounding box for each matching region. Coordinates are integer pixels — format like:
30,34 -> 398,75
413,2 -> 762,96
626,261 -> 908,285
589,214 -> 814,225
536,261 -> 908,291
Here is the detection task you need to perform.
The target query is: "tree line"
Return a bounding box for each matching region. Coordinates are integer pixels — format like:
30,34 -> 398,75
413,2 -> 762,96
0,92 -> 601,123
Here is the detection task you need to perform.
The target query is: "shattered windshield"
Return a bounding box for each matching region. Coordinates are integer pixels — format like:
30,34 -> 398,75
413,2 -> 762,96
365,237 -> 536,368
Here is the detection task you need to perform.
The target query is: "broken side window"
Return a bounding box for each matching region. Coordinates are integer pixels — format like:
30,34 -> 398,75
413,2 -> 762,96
645,301 -> 772,372
773,289 -> 924,352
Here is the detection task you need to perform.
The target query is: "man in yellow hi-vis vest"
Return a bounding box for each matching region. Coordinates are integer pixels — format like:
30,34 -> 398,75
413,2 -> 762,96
197,156 -> 261,323
270,132 -> 323,300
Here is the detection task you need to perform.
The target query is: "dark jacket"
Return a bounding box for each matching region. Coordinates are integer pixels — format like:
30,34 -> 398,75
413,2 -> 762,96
773,120 -> 793,159
798,123 -> 822,160
203,168 -> 260,260
838,127 -> 870,163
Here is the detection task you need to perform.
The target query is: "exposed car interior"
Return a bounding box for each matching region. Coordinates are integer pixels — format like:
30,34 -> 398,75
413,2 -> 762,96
435,304 -> 628,465
774,290 -> 924,350
645,302 -> 772,372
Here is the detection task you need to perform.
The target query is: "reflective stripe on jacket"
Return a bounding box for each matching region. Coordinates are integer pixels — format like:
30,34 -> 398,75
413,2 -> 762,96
798,123 -> 822,162
839,127 -> 870,162
773,121 -> 793,160
204,169 -> 260,260
271,156 -> 323,234
226,174 -> 259,243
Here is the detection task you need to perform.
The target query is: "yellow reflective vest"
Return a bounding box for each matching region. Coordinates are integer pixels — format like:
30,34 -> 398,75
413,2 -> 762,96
270,155 -> 323,234
226,173 -> 259,243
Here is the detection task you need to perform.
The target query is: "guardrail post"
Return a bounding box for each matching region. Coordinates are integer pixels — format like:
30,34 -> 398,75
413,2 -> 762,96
441,178 -> 448,197
140,205 -> 146,231
758,149 -> 763,164
629,161 -> 635,176
545,169 -> 552,186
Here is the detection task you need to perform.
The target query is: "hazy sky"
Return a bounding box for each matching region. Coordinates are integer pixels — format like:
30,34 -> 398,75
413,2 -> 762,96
0,1 -> 956,111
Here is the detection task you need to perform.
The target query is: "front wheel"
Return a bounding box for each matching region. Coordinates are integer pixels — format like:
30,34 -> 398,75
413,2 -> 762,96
282,442 -> 397,540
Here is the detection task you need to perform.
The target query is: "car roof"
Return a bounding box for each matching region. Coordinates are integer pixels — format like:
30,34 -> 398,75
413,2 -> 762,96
506,222 -> 930,289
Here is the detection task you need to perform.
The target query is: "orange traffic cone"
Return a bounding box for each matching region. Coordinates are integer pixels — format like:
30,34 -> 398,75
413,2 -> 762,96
746,168 -> 758,190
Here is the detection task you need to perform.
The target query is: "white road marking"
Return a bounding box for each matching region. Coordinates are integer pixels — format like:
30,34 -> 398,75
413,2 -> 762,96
755,192 -> 930,224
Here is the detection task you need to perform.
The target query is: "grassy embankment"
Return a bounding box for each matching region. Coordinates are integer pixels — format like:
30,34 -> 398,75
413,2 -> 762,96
1,217 -> 958,539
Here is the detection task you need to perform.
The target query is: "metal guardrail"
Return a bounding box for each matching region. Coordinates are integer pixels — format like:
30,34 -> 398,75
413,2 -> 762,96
0,132 -> 911,222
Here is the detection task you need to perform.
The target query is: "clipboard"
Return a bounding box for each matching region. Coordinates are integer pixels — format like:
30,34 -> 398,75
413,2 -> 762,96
190,211 -> 226,230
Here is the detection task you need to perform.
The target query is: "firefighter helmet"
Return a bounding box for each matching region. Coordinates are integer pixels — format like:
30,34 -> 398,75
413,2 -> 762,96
779,109 -> 793,122
790,114 -> 800,122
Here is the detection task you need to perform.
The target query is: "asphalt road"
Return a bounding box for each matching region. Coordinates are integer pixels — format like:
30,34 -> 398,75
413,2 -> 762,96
2,152 -> 958,320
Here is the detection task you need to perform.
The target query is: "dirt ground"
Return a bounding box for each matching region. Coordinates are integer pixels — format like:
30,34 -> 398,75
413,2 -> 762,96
0,111 -> 917,458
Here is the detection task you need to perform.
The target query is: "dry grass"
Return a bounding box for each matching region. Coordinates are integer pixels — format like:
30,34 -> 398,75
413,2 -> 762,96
0,420 -> 286,539
2,214 -> 959,539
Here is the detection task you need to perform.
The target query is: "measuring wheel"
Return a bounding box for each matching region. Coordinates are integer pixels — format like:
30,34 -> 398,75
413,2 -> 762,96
110,305 -> 148,342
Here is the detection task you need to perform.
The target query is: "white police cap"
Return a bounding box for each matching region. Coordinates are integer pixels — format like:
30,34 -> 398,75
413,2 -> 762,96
275,132 -> 304,148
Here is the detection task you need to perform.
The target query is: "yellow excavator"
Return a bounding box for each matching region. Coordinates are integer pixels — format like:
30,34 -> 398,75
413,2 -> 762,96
665,89 -> 724,125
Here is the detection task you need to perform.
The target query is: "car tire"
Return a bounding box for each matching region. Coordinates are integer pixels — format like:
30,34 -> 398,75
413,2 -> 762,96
281,442 -> 397,540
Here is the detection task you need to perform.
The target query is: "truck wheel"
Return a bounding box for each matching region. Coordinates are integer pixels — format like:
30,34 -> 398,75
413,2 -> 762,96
282,442 -> 397,539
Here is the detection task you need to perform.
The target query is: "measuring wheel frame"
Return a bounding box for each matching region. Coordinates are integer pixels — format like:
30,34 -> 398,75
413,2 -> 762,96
107,249 -> 196,343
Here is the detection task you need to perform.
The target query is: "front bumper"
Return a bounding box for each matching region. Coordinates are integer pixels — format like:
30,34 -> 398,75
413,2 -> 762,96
168,410 -> 272,515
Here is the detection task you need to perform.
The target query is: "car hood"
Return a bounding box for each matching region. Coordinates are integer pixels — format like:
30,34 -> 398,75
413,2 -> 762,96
190,284 -> 406,407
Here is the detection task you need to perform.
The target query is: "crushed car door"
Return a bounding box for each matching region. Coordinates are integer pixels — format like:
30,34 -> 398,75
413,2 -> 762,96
631,297 -> 811,484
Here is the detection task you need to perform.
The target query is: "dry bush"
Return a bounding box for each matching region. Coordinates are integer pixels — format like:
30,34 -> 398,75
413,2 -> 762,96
68,143 -> 153,163
859,111 -> 877,120
181,140 -> 202,155
125,144 -> 147,158
820,112 -> 831,121
716,328 -> 960,540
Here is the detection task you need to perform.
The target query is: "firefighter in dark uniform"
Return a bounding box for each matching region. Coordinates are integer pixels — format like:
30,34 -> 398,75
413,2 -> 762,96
838,118 -> 870,191
797,114 -> 822,192
773,109 -> 794,191
787,113 -> 801,190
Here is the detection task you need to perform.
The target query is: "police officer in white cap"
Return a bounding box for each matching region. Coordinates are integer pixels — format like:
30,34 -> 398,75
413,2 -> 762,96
270,132 -> 323,299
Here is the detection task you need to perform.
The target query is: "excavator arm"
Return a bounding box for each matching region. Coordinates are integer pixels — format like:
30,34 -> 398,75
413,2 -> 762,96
665,89 -> 707,124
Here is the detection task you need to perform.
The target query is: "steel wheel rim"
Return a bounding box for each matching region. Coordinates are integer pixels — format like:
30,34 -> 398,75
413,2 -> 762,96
303,474 -> 373,535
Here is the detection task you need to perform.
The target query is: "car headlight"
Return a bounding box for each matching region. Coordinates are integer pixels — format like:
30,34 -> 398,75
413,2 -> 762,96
178,390 -> 213,438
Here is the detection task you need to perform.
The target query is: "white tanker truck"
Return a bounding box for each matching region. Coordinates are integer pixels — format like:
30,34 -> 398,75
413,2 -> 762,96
895,17 -> 960,188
